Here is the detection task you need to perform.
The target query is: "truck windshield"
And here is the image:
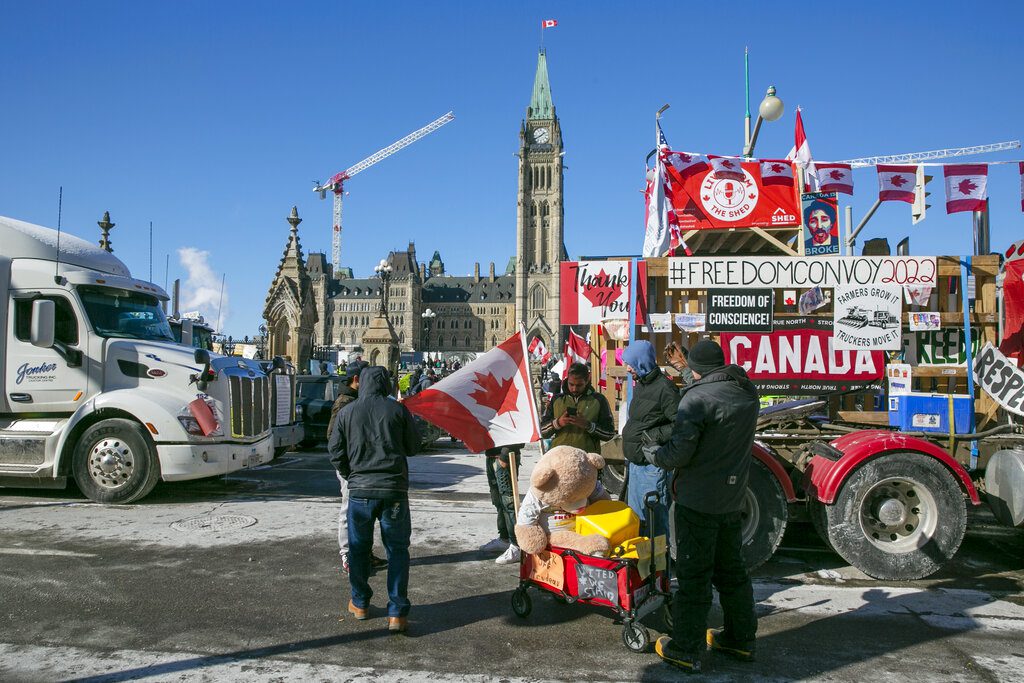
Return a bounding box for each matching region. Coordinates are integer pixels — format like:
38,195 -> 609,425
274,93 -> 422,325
78,286 -> 175,342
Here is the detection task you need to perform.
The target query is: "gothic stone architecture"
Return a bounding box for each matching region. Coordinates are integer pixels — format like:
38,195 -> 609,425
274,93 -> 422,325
264,50 -> 565,362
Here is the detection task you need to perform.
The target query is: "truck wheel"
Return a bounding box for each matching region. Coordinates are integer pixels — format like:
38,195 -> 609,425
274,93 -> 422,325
824,452 -> 966,580
601,462 -> 626,497
72,419 -> 161,504
741,460 -> 788,570
807,499 -> 835,552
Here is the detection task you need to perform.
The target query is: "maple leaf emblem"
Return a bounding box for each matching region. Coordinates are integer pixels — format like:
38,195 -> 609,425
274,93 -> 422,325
785,295 -> 795,305
469,371 -> 519,419
749,193 -> 757,200
582,269 -> 622,309
770,163 -> 785,174
702,195 -> 711,201
889,174 -> 908,188
957,178 -> 978,195
829,169 -> 845,181
678,153 -> 692,163
720,159 -> 735,168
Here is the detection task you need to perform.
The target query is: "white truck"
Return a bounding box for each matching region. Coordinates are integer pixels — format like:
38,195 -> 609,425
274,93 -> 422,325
0,216 -> 275,504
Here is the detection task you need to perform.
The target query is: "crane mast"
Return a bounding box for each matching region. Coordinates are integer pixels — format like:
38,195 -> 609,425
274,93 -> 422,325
314,111 -> 455,267
840,140 -> 1020,168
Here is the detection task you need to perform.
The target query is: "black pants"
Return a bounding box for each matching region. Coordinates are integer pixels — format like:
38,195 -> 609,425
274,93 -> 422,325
485,453 -> 519,545
672,504 -> 757,653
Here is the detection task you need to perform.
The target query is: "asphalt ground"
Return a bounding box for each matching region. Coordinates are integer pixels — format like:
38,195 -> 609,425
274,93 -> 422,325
1,443 -> 1023,682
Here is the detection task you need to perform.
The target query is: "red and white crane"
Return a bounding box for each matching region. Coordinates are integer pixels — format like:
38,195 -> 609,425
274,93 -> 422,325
314,111 -> 456,267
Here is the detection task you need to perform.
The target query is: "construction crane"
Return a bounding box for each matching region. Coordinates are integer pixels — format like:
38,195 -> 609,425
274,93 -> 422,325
840,140 -> 1020,168
314,111 -> 456,267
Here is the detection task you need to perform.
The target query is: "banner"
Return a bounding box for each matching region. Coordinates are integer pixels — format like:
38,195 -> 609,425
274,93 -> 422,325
669,255 -> 937,289
721,317 -> 885,395
665,159 -> 800,230
833,285 -> 903,350
974,343 -> 1024,416
802,191 -> 840,255
706,289 -> 774,333
908,328 -> 982,366
560,261 -> 630,325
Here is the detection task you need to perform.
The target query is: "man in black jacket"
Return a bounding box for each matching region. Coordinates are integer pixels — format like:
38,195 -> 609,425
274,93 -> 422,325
646,340 -> 759,673
329,366 -> 420,633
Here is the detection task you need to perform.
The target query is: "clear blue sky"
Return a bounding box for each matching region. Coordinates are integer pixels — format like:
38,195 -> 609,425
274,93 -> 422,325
2,1 -> 1022,336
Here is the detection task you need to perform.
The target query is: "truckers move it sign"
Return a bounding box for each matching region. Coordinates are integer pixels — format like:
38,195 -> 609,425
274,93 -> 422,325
833,285 -> 903,350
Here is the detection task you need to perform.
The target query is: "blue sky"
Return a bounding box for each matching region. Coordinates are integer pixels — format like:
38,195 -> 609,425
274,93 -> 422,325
2,1 -> 1022,336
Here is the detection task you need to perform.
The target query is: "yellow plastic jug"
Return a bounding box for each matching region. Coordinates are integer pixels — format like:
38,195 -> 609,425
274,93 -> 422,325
576,500 -> 640,548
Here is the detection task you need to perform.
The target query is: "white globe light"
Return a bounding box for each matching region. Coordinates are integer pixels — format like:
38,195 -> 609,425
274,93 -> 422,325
759,87 -> 784,122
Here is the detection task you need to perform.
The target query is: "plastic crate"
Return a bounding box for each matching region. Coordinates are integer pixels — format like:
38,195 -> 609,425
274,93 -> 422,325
888,393 -> 973,434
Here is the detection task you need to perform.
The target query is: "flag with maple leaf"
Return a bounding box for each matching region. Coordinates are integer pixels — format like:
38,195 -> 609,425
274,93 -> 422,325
403,330 -> 540,453
816,163 -> 854,195
559,260 -> 630,325
708,155 -> 746,182
943,164 -> 988,214
877,164 -> 917,203
528,336 -> 551,364
664,150 -> 709,180
786,107 -> 819,192
564,329 -> 592,366
759,159 -> 795,187
643,119 -> 673,257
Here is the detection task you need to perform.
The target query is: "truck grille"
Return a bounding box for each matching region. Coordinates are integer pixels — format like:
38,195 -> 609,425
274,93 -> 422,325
228,375 -> 271,438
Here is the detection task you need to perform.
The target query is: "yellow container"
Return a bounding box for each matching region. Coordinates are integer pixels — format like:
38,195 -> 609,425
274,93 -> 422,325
576,500 -> 640,548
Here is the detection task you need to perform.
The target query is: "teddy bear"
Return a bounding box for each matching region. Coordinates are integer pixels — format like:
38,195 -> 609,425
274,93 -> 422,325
515,445 -> 612,556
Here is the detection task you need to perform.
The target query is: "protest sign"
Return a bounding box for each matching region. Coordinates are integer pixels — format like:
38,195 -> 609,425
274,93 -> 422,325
668,256 -> 937,289
833,285 -> 903,350
802,191 -> 840,255
560,261 -> 630,325
706,289 -> 773,332
974,343 -> 1024,416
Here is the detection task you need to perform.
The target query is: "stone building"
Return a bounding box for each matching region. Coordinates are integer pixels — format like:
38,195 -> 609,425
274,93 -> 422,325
263,207 -> 318,371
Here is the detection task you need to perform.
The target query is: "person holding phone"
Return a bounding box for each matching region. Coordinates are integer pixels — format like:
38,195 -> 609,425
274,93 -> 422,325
540,362 -> 615,454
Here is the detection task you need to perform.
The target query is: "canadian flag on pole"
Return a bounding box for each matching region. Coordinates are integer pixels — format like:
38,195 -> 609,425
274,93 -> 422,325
943,164 -> 988,214
786,108 -> 819,192
877,164 -> 917,203
564,329 -> 592,366
643,119 -> 674,257
542,19 -> 558,28
759,160 -> 795,187
817,163 -> 854,195
708,155 -> 746,182
528,336 -> 551,364
404,330 -> 540,453
664,151 -> 709,180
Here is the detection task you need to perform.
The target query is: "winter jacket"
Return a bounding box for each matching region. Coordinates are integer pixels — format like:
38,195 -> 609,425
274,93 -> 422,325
326,382 -> 358,439
540,383 -> 616,453
648,365 -> 759,514
328,366 -> 420,499
621,366 -> 680,465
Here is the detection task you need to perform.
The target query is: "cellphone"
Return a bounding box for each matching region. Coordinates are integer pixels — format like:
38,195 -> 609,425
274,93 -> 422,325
565,407 -> 577,416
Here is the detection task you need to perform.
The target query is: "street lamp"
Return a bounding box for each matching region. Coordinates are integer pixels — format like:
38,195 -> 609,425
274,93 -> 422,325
744,85 -> 784,158
421,307 -> 436,358
373,258 -> 393,318
222,335 -> 235,356
258,324 -> 267,359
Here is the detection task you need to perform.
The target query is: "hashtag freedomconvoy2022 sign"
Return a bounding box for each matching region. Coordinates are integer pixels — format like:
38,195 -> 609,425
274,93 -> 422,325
668,256 -> 937,290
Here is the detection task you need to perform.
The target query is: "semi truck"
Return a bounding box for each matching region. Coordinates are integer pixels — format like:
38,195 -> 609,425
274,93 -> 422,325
0,215 -> 275,504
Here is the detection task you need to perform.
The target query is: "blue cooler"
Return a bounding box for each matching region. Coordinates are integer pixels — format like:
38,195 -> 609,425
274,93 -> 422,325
888,393 -> 973,434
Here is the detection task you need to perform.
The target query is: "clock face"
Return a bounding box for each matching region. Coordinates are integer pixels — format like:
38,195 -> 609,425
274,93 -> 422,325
533,127 -> 550,144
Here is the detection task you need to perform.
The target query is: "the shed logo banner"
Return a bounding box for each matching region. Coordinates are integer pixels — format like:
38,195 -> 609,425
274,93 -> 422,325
560,261 -> 630,325
833,285 -> 903,350
974,343 -> 1024,416
668,256 -> 937,289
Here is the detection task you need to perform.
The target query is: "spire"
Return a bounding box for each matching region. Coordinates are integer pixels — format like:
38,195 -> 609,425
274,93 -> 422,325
528,49 -> 554,120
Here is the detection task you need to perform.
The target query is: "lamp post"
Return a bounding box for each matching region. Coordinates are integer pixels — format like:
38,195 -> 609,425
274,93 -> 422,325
222,335 -> 235,357
743,85 -> 784,158
373,259 -> 393,318
258,324 -> 267,359
421,307 -> 436,359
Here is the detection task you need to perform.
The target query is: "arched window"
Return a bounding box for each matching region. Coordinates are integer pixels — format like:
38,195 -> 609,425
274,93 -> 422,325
530,285 -> 546,320
465,335 -> 471,348
451,335 -> 457,348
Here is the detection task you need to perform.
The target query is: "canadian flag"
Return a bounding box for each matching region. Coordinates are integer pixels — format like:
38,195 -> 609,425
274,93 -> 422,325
817,163 -> 854,195
944,164 -> 988,214
542,19 -> 557,28
759,159 -> 795,187
564,329 -> 592,366
664,151 -> 709,180
708,155 -> 746,182
877,164 -> 917,203
528,336 -> 551,364
786,108 -> 819,192
404,330 -> 540,453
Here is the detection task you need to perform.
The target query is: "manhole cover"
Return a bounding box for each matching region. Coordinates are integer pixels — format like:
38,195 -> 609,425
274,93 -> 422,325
170,514 -> 257,533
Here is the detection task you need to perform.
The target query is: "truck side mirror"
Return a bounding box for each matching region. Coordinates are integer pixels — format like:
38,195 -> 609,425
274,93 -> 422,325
181,319 -> 194,348
30,299 -> 55,349
191,348 -> 215,392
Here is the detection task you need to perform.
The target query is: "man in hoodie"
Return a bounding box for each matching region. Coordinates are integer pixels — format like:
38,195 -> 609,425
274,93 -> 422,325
329,366 -> 420,633
646,340 -> 759,673
621,341 -> 679,539
540,363 -> 616,454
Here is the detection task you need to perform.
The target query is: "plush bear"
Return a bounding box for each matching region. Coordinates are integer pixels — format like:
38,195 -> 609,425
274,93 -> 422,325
515,445 -> 612,556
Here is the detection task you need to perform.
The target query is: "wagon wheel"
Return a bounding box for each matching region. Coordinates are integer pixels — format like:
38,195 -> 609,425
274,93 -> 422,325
511,587 -> 532,618
622,621 -> 651,652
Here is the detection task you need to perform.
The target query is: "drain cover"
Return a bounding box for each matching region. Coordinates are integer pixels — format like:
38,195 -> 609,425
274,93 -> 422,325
170,514 -> 257,533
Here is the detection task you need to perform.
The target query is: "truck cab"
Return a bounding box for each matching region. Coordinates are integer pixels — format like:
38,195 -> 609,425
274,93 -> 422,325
0,216 -> 275,503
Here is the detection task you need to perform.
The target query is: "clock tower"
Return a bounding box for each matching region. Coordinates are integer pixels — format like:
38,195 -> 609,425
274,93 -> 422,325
516,49 -> 566,350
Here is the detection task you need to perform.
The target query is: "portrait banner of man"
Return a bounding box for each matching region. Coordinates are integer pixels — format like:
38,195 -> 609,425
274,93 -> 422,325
802,191 -> 840,256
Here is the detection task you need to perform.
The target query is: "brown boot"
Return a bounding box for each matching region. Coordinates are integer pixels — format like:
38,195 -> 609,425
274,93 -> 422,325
347,601 -> 368,620
387,616 -> 408,633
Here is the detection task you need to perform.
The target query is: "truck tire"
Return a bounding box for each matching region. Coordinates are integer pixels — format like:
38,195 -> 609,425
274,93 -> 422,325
824,452 -> 966,580
600,461 -> 626,498
741,460 -> 789,570
807,499 -> 835,552
72,419 -> 161,504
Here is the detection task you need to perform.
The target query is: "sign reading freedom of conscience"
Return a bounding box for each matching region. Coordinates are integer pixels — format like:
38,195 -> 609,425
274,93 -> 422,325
668,256 -> 937,289
706,289 -> 774,333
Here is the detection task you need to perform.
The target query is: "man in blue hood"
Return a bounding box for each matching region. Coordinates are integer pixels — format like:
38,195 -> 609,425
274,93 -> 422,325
329,366 -> 420,633
621,341 -> 679,538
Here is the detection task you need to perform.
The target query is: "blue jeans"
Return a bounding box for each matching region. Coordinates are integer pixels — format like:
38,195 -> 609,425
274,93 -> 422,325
347,496 -> 411,617
627,461 -> 669,539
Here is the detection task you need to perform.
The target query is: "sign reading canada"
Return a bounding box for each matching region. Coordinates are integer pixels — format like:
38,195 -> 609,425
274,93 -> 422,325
668,256 -> 937,289
974,343 -> 1024,416
706,289 -> 774,333
560,260 -> 630,325
721,317 -> 885,395
665,159 -> 800,230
